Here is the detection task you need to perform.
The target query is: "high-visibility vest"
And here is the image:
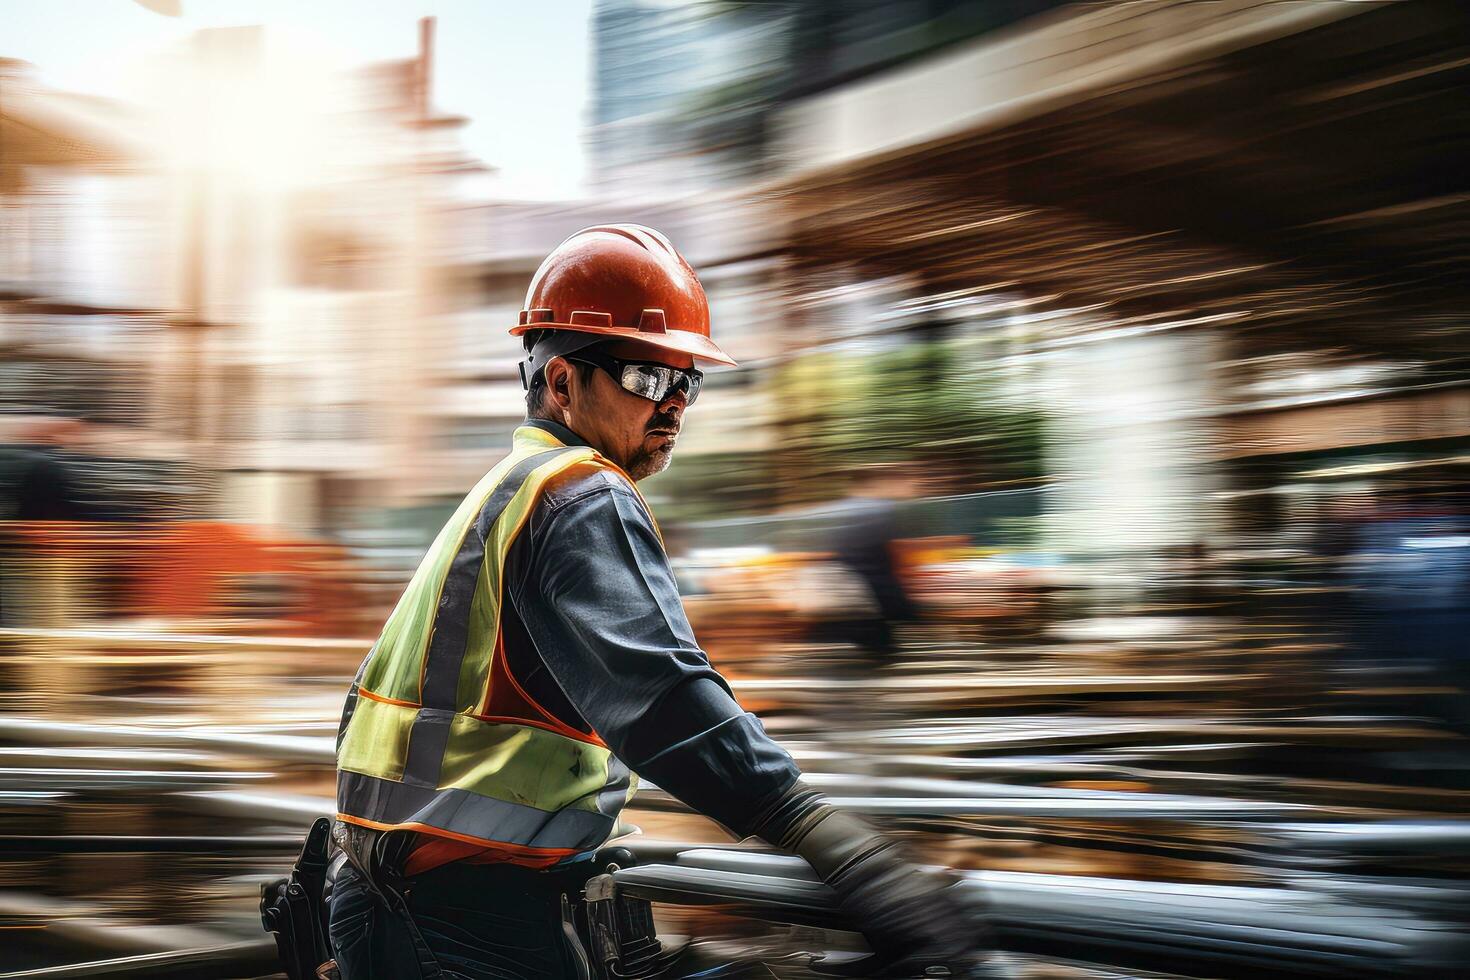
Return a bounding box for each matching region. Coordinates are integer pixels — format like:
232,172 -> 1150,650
335,424 -> 644,866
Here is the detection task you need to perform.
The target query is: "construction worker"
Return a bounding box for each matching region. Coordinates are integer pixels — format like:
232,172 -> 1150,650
328,225 -> 994,978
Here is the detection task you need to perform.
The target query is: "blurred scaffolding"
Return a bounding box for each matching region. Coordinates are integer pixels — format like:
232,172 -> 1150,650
2,1 -> 1469,976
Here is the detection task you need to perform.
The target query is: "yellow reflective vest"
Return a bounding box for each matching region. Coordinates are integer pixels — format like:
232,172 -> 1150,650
335,425 -> 642,865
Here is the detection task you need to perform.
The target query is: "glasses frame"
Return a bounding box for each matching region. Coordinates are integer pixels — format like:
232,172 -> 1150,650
566,349 -> 703,405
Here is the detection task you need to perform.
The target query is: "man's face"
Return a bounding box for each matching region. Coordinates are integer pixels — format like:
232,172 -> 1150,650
550,339 -> 695,481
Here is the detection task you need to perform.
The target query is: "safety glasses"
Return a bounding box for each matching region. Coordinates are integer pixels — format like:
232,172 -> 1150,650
568,349 -> 703,405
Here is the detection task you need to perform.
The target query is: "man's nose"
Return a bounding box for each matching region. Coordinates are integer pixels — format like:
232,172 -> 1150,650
659,387 -> 688,418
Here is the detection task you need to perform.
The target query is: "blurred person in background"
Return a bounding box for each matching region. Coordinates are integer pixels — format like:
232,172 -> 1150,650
0,418 -> 93,522
1342,485 -> 1470,733
819,464 -> 921,668
0,419 -> 95,627
328,226 -> 998,979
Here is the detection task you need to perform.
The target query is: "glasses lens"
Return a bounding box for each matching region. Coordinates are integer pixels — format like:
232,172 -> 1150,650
620,363 -> 702,404
620,364 -> 668,400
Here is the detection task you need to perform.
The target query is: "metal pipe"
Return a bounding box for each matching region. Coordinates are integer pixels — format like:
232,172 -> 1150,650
0,835 -> 304,854
614,854 -> 1470,977
0,940 -> 282,979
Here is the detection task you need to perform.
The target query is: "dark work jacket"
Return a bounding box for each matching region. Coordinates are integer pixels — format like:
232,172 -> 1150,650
498,419 -> 800,837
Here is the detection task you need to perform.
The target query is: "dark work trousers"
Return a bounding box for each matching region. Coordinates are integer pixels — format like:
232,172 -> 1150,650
330,859 -> 581,980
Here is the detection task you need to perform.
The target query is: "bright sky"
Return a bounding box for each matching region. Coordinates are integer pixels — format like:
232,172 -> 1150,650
5,0 -> 594,199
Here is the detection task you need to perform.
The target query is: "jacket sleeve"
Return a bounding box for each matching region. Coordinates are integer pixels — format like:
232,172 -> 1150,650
507,473 -> 801,837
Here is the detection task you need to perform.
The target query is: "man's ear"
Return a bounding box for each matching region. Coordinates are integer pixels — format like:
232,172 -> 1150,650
544,356 -> 574,411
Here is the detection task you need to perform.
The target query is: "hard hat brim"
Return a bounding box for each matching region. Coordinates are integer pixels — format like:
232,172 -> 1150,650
509,323 -> 738,367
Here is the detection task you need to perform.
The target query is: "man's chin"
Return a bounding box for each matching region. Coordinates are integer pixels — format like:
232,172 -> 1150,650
627,446 -> 674,482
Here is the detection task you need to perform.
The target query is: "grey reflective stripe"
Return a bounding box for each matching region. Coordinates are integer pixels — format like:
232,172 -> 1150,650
338,769 -> 616,851
418,448 -> 573,711
401,707 -> 456,791
596,756 -> 632,817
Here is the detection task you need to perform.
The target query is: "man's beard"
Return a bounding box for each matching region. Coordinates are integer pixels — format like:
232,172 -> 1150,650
626,443 -> 673,481
626,410 -> 679,481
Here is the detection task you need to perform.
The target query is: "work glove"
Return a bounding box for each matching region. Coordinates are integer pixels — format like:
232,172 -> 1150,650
824,831 -> 999,978
763,789 -> 1002,978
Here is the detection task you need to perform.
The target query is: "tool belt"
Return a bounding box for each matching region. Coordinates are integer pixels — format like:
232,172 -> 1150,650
260,816 -> 338,980
264,821 -> 671,980
259,818 -> 434,980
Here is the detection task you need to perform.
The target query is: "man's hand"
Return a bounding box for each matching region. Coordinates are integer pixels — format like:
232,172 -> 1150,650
825,837 -> 997,977
759,788 -> 1001,977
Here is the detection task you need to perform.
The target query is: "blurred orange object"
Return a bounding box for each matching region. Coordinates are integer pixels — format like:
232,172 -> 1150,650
129,521 -> 371,636
0,520 -> 376,637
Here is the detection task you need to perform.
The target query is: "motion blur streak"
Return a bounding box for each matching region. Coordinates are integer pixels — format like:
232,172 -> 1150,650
1,1 -> 1468,976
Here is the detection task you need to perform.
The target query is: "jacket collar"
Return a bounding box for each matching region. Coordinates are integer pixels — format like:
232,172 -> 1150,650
515,418 -> 590,450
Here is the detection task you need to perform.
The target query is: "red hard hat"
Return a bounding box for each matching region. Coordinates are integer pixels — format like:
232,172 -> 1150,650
510,224 -> 737,367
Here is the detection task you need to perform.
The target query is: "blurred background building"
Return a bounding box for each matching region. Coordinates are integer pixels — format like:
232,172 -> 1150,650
2,0 -> 1469,975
